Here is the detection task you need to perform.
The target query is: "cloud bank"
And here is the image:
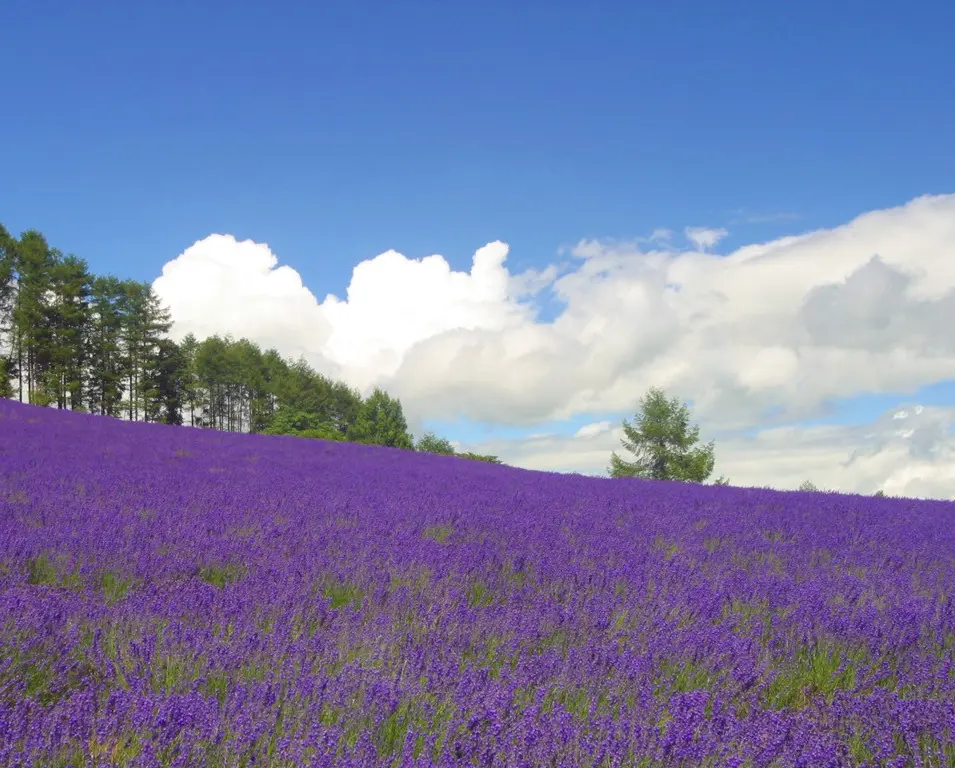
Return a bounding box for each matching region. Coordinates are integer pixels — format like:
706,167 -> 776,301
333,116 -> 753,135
152,194 -> 955,498
474,403 -> 955,500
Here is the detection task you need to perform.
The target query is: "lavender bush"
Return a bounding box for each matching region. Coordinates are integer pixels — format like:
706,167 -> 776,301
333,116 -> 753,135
0,399 -> 952,767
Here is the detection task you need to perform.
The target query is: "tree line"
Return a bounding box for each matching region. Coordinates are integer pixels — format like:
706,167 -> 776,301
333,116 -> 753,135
0,224 -> 499,463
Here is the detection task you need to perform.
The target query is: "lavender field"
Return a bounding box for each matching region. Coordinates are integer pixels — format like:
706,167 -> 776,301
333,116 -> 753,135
0,399 -> 953,767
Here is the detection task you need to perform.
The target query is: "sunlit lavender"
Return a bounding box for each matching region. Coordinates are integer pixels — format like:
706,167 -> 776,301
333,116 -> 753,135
1,399 -> 953,767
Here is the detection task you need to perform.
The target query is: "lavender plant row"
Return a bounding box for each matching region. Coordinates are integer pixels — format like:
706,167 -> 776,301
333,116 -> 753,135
0,399 -> 953,767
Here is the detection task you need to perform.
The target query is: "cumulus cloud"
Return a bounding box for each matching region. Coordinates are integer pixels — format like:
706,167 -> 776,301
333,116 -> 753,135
152,234 -> 332,367
153,194 -> 955,495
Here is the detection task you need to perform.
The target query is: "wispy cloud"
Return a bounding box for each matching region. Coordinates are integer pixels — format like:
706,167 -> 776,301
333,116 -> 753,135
684,226 -> 729,252
574,420 -> 612,439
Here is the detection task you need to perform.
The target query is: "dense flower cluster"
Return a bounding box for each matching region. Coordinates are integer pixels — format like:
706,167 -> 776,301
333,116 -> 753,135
0,399 -> 953,767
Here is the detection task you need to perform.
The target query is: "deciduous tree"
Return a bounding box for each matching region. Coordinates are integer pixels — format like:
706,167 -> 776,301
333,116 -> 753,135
349,387 -> 414,449
416,432 -> 456,455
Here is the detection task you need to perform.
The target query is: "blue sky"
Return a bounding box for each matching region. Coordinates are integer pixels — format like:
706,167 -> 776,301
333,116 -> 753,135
3,0 -> 953,287
2,1 -> 955,490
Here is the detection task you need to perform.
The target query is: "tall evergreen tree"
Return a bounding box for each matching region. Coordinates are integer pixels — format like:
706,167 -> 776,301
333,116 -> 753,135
608,387 -> 717,483
47,255 -> 92,409
119,280 -> 171,421
177,332 -> 201,426
194,334 -> 230,429
12,231 -> 56,403
86,276 -> 127,416
144,338 -> 188,425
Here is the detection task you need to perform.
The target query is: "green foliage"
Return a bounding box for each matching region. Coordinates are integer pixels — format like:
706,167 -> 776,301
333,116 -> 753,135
414,433 -> 504,464
86,275 -> 128,416
25,553 -> 83,591
416,431 -> 456,455
263,407 -> 343,441
117,279 -> 172,421
458,451 -> 503,464
798,480 -> 819,492
763,643 -> 860,710
99,571 -> 134,604
295,426 -> 346,441
0,221 -> 414,455
144,338 -> 188,425
467,580 -> 495,608
348,387 -> 414,449
26,553 -> 58,586
423,525 -> 453,543
0,357 -> 13,399
608,387 -> 716,483
197,563 -> 245,589
655,658 -> 720,697
323,578 -> 364,610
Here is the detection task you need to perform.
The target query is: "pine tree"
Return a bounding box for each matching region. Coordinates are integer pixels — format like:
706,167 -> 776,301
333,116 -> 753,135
86,276 -> 127,416
12,231 -> 57,403
47,255 -> 92,409
177,333 -> 201,426
609,387 -> 716,483
118,281 -> 171,421
144,338 -> 188,425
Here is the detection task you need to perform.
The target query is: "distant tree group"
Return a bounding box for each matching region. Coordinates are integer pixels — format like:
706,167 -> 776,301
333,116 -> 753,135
414,430 -> 503,464
0,223 -> 500,463
609,387 -> 726,484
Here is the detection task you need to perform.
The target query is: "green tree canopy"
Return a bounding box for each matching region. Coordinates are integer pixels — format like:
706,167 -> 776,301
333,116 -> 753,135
416,431 -> 456,455
457,451 -> 503,465
608,387 -> 716,483
348,387 -> 414,449
262,407 -> 344,441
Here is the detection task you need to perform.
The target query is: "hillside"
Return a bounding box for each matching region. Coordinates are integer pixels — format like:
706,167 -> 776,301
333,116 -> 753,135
1,399 -> 953,767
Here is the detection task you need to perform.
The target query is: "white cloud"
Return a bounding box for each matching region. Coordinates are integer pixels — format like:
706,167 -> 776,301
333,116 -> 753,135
647,228 -> 673,243
684,226 -> 729,251
152,194 -> 955,497
467,403 -> 955,499
318,241 -> 534,389
151,234 -> 332,366
574,421 -> 612,439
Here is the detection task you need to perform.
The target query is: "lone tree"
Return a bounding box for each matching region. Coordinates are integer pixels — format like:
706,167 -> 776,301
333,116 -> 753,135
608,387 -> 718,483
416,431 -> 456,455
